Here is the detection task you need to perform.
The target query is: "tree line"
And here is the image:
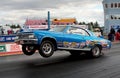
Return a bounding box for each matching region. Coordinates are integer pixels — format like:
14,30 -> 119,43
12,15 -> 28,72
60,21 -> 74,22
5,21 -> 102,30
77,21 -> 102,31
5,24 -> 21,28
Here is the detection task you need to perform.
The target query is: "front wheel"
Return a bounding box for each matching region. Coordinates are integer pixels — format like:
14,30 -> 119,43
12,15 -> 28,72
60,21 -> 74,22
39,40 -> 54,58
22,45 -> 36,55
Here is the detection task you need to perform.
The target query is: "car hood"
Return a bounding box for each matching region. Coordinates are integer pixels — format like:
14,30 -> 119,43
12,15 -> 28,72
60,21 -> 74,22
33,30 -> 62,36
34,30 -> 50,34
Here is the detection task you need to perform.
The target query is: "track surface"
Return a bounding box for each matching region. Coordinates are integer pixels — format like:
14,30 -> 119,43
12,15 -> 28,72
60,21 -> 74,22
0,43 -> 120,78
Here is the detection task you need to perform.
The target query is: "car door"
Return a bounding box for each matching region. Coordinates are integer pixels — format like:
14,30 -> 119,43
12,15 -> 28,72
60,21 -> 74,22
61,27 -> 89,49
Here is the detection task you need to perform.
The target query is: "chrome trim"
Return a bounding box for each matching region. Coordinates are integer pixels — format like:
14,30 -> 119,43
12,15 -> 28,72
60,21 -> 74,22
15,39 -> 38,41
58,47 -> 91,51
15,39 -> 38,44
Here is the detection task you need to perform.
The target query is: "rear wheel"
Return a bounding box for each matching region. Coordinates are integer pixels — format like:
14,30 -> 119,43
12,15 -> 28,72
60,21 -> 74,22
39,40 -> 54,58
22,45 -> 36,55
90,46 -> 101,58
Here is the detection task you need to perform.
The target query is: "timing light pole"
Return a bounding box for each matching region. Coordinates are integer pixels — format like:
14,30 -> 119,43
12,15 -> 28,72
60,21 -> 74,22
47,11 -> 50,30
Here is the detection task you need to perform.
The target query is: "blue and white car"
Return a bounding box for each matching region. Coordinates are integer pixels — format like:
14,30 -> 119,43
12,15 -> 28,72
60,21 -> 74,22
15,26 -> 111,58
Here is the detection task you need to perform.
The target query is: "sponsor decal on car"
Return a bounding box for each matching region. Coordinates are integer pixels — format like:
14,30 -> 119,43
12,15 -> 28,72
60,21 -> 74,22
63,42 -> 87,48
79,42 -> 86,48
63,42 -> 79,48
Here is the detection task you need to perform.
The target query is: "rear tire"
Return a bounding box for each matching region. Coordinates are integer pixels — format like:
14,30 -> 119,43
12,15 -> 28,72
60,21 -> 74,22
90,46 -> 101,58
39,40 -> 54,58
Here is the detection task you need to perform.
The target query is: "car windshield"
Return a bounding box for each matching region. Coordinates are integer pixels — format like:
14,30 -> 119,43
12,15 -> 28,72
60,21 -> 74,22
49,26 -> 66,32
87,30 -> 96,36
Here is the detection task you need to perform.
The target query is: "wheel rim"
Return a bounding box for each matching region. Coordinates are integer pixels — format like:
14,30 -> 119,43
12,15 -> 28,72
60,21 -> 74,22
42,43 -> 52,54
92,47 -> 100,56
26,46 -> 34,52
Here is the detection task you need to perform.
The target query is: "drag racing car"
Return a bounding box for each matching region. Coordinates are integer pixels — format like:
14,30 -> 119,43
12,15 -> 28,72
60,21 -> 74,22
15,25 -> 111,58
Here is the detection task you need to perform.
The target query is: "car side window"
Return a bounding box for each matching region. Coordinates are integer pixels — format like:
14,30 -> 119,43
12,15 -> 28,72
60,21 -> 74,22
67,27 -> 89,36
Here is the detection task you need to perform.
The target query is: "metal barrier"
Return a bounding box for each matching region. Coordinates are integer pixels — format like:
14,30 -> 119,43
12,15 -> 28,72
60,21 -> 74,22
0,43 -> 22,56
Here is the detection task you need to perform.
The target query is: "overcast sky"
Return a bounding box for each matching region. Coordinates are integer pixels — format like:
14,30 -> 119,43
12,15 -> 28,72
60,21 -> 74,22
0,0 -> 104,26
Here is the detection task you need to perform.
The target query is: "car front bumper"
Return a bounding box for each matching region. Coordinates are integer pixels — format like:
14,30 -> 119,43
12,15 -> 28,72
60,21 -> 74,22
15,39 -> 38,45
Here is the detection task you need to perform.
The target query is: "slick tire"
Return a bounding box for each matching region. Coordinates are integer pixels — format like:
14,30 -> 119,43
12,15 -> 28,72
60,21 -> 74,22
90,46 -> 101,58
